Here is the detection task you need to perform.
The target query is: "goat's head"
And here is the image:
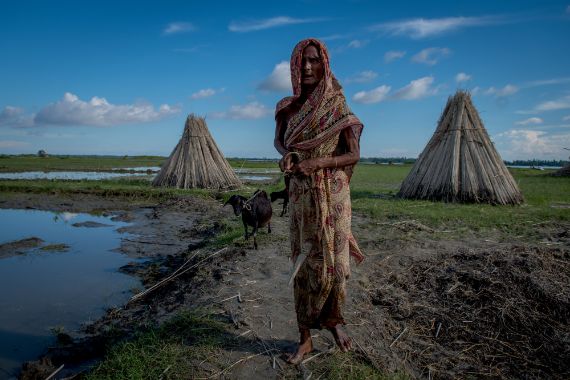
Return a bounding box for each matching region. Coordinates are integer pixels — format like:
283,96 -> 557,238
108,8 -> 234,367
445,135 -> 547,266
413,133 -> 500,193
224,195 -> 245,216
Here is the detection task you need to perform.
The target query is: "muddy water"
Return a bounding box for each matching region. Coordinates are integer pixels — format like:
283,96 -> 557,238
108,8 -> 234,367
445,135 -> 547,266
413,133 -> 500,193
0,209 -> 140,379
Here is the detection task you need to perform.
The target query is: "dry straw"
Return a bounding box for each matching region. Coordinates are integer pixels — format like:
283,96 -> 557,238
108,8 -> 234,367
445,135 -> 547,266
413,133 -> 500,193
152,114 -> 242,190
398,91 -> 523,205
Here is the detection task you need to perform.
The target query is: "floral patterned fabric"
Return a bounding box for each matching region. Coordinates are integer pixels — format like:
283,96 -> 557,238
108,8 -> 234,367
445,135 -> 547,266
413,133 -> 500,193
275,38 -> 364,330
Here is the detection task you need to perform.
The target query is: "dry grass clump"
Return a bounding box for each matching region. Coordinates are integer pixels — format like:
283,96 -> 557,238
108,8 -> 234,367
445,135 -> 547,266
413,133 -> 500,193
371,246 -> 570,379
398,91 -> 523,205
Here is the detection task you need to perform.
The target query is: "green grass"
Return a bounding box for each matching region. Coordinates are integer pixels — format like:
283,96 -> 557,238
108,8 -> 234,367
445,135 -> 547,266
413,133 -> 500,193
86,311 -> 229,380
0,155 -> 279,172
350,164 -> 570,237
0,155 -> 166,172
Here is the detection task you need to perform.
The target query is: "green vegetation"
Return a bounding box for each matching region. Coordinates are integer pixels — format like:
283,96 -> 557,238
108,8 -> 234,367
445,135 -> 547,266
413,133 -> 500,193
40,243 -> 70,252
0,155 -> 166,172
349,164 -> 570,238
87,311 -> 229,380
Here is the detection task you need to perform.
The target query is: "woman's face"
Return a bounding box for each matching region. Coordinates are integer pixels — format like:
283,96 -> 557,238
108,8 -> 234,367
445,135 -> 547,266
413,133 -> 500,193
301,45 -> 324,88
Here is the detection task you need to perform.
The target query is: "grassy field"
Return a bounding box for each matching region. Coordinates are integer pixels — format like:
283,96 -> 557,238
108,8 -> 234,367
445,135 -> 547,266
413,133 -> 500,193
1,157 -> 567,238
0,155 -> 166,172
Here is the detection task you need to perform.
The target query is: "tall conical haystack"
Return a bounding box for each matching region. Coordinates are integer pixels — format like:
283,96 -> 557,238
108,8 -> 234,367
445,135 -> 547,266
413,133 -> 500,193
398,91 -> 523,205
152,114 -> 241,190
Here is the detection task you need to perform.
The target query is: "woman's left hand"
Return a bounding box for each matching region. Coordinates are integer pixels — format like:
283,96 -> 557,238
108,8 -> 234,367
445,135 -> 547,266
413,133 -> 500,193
294,158 -> 322,176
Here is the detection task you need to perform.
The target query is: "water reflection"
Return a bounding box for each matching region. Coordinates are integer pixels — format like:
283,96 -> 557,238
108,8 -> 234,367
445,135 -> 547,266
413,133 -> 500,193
0,171 -> 153,180
0,209 -> 140,378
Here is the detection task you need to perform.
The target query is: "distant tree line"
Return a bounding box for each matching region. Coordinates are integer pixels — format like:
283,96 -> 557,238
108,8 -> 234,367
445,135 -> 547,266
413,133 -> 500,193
503,159 -> 569,167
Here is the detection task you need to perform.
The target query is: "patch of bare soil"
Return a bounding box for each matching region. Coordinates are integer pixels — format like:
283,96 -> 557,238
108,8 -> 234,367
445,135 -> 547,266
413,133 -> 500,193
0,237 -> 44,258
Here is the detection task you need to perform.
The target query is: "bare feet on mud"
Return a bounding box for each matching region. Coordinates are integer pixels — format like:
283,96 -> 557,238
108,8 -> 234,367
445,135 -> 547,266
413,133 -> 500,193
286,329 -> 313,364
328,325 -> 352,352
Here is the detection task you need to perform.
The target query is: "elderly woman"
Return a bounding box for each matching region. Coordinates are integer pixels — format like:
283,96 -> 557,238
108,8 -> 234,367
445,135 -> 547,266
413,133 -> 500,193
274,38 -> 364,364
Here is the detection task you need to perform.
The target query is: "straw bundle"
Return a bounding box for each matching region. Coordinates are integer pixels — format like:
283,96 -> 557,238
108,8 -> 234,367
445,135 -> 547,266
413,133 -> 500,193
152,114 -> 241,190
398,91 -> 523,205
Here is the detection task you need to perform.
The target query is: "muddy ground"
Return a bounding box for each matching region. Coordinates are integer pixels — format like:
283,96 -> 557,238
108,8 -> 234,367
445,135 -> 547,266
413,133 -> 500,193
1,192 -> 568,379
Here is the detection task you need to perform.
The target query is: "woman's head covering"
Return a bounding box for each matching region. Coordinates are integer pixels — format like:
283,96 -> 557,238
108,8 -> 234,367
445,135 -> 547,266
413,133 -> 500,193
276,38 -> 362,153
288,38 -> 338,97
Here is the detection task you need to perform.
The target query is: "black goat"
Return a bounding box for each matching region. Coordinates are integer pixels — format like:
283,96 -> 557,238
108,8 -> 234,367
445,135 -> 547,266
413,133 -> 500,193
224,190 -> 272,249
270,188 -> 289,217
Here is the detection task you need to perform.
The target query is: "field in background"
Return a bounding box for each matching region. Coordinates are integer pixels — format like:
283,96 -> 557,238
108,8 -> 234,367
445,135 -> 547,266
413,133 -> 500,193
1,156 -> 568,242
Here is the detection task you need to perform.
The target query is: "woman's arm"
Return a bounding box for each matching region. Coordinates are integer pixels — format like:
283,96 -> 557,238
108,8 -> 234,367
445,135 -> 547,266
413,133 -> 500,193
294,127 -> 360,176
274,113 -> 290,157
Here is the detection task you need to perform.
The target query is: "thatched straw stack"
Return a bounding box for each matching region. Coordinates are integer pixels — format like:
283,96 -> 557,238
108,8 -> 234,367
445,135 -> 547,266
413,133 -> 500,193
398,91 -> 523,205
152,114 -> 241,190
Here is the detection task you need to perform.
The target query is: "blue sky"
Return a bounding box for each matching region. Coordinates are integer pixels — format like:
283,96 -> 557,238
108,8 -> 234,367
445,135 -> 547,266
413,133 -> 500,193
1,0 -> 569,160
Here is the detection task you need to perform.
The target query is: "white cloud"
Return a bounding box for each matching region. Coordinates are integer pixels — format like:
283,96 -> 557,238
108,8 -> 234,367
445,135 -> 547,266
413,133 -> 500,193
258,61 -> 291,92
369,16 -> 505,39
411,47 -> 450,65
34,92 -> 179,127
515,117 -> 543,126
0,106 -> 34,127
494,129 -> 570,160
345,70 -> 378,84
533,95 -> 570,112
563,115 -> 570,121
393,76 -> 436,100
190,88 -> 217,99
455,72 -> 472,83
163,22 -> 195,35
0,140 -> 30,148
348,39 -> 368,48
318,34 -> 350,41
471,86 -> 481,95
524,77 -> 570,87
211,102 -> 271,119
228,16 -> 327,32
485,84 -> 518,97
384,50 -> 406,62
352,85 -> 391,104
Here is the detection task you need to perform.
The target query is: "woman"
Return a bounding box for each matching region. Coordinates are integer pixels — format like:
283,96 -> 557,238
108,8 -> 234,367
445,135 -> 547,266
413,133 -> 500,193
274,38 -> 364,364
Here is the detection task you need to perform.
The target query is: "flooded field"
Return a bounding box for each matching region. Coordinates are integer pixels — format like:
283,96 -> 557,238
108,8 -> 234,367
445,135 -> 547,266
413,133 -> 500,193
0,209 -> 141,378
0,167 -> 280,183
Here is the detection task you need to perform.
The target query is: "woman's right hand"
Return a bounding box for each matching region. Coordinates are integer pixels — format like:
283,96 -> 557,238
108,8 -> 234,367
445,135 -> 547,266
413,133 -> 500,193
280,154 -> 295,173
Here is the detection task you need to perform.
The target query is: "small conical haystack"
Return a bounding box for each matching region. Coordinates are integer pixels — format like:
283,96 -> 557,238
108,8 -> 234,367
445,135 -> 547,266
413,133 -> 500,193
398,91 -> 523,205
152,114 -> 241,190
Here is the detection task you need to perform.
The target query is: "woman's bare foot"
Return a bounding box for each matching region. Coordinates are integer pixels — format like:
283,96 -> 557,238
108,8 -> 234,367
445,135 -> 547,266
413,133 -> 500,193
328,325 -> 352,352
286,329 -> 313,364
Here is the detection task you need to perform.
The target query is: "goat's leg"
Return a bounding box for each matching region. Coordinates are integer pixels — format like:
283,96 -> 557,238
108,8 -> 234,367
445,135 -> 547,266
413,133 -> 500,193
253,222 -> 258,250
280,202 -> 285,217
268,222 -> 271,234
243,220 -> 249,240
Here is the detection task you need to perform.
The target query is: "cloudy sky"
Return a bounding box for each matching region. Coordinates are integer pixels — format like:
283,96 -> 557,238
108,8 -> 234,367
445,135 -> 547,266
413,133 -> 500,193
1,0 -> 569,160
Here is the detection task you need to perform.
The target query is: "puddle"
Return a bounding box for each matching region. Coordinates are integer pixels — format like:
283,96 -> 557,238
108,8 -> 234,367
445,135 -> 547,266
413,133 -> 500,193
0,209 -> 141,378
0,171 -> 154,180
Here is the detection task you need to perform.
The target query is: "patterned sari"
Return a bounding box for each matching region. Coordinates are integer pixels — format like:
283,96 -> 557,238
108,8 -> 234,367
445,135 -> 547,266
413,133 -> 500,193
275,38 -> 364,330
